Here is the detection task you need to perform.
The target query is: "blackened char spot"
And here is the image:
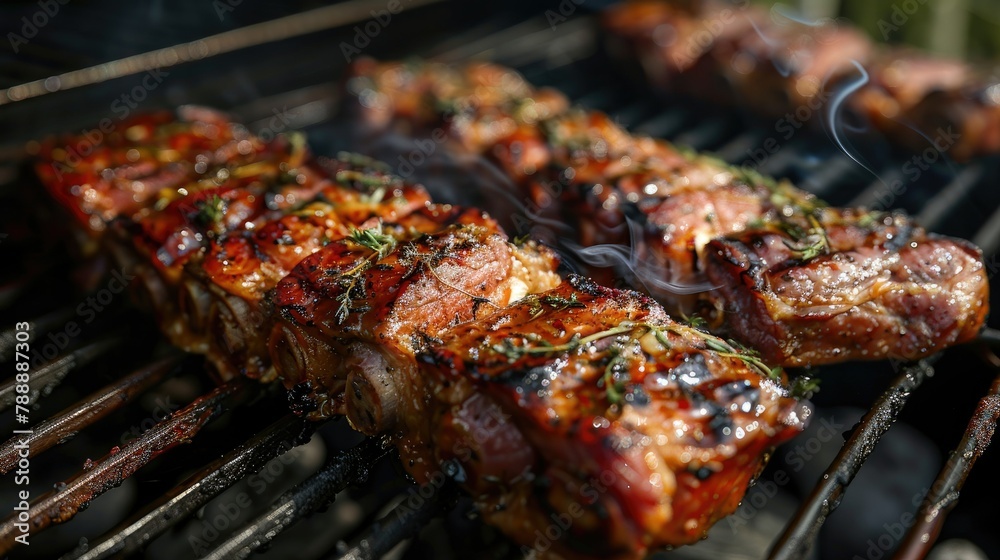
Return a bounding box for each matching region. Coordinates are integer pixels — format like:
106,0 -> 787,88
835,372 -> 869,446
287,381 -> 318,415
567,274 -> 604,296
670,354 -> 713,388
884,222 -> 915,252
499,363 -> 560,396
625,384 -> 651,407
723,238 -> 768,291
692,466 -> 714,480
715,380 -> 760,412
707,410 -> 734,443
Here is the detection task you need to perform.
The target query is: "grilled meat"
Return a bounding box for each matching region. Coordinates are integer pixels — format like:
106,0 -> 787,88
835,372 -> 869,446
412,275 -> 807,558
197,156 -> 432,380
270,207 -> 561,420
34,107 -> 281,236
705,211 -> 989,366
344,58 -> 990,366
602,0 -> 1000,161
35,108 -> 809,557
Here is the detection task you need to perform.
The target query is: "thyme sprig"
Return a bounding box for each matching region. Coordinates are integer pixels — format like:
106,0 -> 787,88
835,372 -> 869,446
790,375 -> 821,398
668,322 -> 783,381
336,169 -> 394,189
347,222 -> 396,260
681,146 -> 842,261
602,349 -> 629,405
193,194 -> 226,226
334,223 -> 397,323
488,318 -> 785,406
490,324 -> 637,361
540,293 -> 584,311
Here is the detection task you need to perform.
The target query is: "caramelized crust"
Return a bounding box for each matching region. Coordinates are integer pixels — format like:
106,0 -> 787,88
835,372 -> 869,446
270,206 -> 560,420
414,276 -> 806,558
704,211 -> 989,365
35,107 -> 281,234
345,58 -> 990,366
36,109 -> 808,558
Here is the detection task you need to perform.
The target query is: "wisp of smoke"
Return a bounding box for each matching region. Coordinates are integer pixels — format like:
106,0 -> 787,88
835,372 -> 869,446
565,217 -> 719,296
747,17 -> 793,78
826,61 -> 886,186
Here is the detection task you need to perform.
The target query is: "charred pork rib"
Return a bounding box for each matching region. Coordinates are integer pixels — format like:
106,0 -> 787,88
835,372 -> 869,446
343,58 -> 990,366
35,108 -> 807,557
412,276 -> 805,558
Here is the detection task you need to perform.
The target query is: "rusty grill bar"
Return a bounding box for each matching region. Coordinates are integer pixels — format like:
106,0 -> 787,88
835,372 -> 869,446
0,2 -> 998,559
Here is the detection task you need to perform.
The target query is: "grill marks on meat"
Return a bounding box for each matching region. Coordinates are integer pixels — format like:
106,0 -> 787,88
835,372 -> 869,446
270,207 -> 561,420
37,109 -> 808,558
34,107 -> 279,234
705,211 -> 989,366
412,276 -> 806,558
197,158 -> 432,379
344,58 -> 990,366
602,0 -> 1000,162
36,108 -> 443,378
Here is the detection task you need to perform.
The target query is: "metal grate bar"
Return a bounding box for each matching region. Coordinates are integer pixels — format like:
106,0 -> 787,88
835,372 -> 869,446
0,354 -> 181,474
635,107 -> 691,139
64,413 -> 316,560
0,377 -> 252,554
202,436 -> 394,560
715,130 -> 768,164
893,370 -> 1000,560
435,15 -> 593,66
972,205 -> 1000,257
848,167 -> 907,209
673,116 -> 731,151
915,164 -> 985,230
768,359 -> 937,560
0,336 -> 121,413
800,155 -> 859,197
0,0 -> 448,105
333,482 -> 454,560
0,305 -> 78,362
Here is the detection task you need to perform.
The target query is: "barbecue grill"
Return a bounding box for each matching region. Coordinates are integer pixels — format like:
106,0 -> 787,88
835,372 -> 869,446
1,1 -> 998,559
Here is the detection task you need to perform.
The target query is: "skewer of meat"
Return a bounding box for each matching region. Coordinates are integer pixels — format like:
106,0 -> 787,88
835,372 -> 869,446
342,57 -> 990,367
33,108 -> 807,558
601,0 -> 1000,162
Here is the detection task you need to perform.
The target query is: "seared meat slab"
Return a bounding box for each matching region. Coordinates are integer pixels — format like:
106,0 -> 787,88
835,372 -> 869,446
270,207 -> 561,420
34,108 -> 807,558
344,58 -> 990,366
705,211 -> 988,366
413,276 -> 806,558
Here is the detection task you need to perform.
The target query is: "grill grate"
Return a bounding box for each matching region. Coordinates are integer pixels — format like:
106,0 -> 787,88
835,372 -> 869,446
0,2 -> 998,559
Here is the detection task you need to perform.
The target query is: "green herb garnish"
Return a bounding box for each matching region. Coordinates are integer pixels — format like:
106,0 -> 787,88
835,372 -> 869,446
194,195 -> 226,226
